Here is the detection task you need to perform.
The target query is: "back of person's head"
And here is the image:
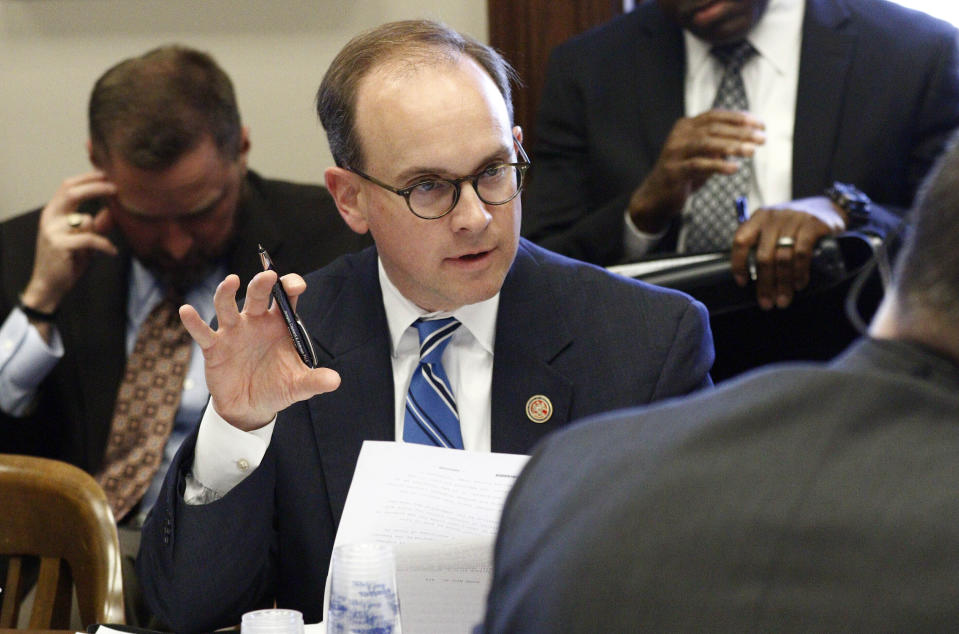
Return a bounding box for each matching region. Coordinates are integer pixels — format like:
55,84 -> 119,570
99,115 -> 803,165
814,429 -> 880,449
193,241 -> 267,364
88,45 -> 243,170
315,19 -> 518,171
884,131 -> 959,354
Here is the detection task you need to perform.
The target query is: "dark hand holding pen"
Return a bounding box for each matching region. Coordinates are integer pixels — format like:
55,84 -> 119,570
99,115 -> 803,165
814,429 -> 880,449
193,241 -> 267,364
730,197 -> 845,310
258,244 -> 318,368
736,197 -> 758,283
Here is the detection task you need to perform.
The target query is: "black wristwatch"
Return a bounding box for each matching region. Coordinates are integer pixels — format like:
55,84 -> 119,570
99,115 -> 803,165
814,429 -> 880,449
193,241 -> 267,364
825,182 -> 871,229
18,297 -> 58,323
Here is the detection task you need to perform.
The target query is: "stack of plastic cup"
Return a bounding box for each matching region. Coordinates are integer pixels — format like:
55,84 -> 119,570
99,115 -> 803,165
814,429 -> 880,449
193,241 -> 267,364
241,608 -> 306,634
327,542 -> 402,633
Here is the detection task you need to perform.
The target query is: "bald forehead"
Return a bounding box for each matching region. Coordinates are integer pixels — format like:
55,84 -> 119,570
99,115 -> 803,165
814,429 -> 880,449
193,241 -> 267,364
352,53 -> 511,171
371,44 -> 461,80
354,48 -> 493,111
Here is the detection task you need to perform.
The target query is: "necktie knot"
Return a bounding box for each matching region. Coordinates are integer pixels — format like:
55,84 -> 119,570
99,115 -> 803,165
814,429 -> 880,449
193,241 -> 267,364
143,294 -> 189,346
711,40 -> 756,75
414,317 -> 460,365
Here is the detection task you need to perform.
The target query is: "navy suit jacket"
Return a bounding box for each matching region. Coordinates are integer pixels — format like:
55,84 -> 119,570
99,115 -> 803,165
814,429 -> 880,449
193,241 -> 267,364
138,239 -> 714,632
522,0 -> 959,265
483,338 -> 959,631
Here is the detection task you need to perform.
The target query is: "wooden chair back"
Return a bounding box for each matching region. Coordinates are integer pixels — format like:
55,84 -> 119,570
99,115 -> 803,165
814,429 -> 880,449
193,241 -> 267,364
0,453 -> 124,629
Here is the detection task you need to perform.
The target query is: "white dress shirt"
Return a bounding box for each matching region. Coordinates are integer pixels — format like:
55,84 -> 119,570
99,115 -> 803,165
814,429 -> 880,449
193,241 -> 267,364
624,0 -> 805,257
0,309 -> 64,415
187,256 -> 499,502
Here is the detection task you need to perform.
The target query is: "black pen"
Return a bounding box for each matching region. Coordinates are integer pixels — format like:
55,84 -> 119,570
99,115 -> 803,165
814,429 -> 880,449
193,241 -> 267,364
258,244 -> 317,368
736,196 -> 758,282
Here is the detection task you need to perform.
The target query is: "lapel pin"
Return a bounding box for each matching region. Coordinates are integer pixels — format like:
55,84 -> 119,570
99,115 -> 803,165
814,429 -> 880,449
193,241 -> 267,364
525,395 -> 553,424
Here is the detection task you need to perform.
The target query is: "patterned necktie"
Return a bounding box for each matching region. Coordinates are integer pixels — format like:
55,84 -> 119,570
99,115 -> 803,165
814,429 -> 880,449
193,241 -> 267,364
683,40 -> 757,253
96,294 -> 192,521
403,317 -> 464,449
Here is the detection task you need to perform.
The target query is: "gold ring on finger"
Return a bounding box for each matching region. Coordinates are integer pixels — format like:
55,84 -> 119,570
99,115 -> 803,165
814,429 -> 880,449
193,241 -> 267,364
775,236 -> 795,249
67,213 -> 85,230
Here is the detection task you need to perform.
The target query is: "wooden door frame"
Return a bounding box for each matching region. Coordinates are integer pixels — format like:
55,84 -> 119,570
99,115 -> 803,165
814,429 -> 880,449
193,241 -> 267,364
487,0 -> 625,156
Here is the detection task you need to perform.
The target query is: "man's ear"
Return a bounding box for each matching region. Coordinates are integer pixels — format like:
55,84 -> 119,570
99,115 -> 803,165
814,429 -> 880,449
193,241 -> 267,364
237,126 -> 252,169
325,166 -> 370,235
86,140 -> 100,168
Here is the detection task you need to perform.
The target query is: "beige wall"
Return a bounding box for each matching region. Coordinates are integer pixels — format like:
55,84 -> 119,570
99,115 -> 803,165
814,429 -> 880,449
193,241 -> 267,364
0,0 -> 487,219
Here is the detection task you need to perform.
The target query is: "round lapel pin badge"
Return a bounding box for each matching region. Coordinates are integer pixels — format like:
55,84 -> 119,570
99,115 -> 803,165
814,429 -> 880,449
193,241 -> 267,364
525,395 -> 553,423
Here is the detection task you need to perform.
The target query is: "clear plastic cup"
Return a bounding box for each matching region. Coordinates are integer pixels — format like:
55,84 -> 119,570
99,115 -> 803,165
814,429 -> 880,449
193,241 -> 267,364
241,608 -> 306,634
327,543 -> 402,633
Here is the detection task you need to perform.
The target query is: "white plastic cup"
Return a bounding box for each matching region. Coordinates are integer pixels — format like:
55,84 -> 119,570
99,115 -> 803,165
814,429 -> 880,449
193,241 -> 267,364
241,608 -> 306,634
327,542 -> 402,633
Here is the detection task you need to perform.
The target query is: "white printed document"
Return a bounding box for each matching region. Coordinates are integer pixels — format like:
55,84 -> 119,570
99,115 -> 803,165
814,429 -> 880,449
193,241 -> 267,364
325,441 -> 529,633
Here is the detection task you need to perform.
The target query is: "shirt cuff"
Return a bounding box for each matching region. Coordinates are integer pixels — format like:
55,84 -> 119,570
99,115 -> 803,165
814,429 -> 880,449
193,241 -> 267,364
623,210 -> 669,261
0,308 -> 64,416
188,399 -> 277,501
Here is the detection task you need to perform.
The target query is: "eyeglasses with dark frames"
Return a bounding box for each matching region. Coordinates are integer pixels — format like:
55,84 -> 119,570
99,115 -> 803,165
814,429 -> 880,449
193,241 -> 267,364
346,136 -> 531,220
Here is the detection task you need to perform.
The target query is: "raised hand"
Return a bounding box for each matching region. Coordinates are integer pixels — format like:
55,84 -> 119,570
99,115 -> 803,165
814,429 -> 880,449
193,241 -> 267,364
179,271 -> 341,431
628,110 -> 765,233
21,171 -> 119,314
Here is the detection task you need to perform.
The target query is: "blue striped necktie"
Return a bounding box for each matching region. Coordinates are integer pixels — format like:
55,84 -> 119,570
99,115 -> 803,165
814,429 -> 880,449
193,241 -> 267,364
403,317 -> 464,449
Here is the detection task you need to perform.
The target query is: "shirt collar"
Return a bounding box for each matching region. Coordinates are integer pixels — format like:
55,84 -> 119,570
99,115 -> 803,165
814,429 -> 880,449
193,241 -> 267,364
378,257 -> 499,357
130,259 -> 160,312
683,0 -> 804,78
128,257 -> 224,324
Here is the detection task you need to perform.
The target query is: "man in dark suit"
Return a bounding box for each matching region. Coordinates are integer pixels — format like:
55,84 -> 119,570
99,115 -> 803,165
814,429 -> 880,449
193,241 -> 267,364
482,130 -> 959,631
0,45 -> 369,624
137,20 -> 715,632
523,0 -> 959,311
0,43 -> 369,505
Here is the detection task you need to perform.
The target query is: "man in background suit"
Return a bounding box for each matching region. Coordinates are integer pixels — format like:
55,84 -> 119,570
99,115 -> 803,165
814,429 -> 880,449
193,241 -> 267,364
483,130 -> 959,631
137,20 -> 714,632
523,0 -> 959,311
0,45 -> 369,623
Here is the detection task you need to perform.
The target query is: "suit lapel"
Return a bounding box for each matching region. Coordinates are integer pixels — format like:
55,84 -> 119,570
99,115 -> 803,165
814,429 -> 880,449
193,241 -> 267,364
490,242 -> 574,454
64,245 -> 129,470
793,0 -> 856,196
634,6 -> 686,170
628,5 -> 686,249
303,249 -> 394,524
228,175 -> 281,287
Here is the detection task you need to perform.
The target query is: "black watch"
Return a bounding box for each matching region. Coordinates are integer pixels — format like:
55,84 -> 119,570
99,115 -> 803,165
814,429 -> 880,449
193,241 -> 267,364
825,181 -> 871,229
18,297 -> 58,323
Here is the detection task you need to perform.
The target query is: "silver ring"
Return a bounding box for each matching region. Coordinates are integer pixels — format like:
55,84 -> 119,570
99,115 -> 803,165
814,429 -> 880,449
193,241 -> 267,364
775,236 -> 796,248
67,213 -> 85,230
